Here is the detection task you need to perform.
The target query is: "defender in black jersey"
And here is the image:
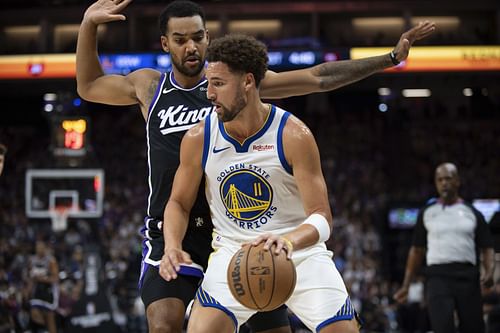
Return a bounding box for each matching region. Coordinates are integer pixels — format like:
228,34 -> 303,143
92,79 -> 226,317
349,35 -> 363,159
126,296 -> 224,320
77,1 -> 435,332
140,73 -> 214,275
28,240 -> 59,333
139,72 -> 215,309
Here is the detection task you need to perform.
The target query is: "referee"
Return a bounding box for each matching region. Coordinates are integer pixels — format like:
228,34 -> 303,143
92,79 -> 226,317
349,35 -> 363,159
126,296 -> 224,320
394,162 -> 496,333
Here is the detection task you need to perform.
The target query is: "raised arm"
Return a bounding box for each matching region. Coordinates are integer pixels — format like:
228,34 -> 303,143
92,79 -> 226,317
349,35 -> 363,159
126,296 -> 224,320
76,0 -> 150,108
159,123 -> 205,281
259,21 -> 435,99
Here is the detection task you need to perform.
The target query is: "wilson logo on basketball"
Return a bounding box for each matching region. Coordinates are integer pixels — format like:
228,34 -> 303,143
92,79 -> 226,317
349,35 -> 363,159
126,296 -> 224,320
230,249 -> 246,296
228,243 -> 297,311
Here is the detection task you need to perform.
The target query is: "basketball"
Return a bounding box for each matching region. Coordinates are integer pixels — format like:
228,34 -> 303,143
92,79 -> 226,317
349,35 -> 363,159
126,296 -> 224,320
227,242 -> 296,311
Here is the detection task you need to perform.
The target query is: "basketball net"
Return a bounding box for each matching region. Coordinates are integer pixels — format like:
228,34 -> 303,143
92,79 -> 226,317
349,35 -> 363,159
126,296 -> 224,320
49,206 -> 70,232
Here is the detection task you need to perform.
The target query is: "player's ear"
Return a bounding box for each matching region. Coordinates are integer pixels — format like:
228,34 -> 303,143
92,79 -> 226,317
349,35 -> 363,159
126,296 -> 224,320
161,35 -> 170,53
244,73 -> 255,91
205,29 -> 210,44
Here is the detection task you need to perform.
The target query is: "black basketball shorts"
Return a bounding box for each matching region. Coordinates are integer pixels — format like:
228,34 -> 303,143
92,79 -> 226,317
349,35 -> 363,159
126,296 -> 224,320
139,265 -> 290,331
140,265 -> 201,309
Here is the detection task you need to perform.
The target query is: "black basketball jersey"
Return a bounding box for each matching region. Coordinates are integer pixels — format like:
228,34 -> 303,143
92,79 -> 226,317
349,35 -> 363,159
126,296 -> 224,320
29,254 -> 58,310
142,72 -> 214,269
30,255 -> 52,281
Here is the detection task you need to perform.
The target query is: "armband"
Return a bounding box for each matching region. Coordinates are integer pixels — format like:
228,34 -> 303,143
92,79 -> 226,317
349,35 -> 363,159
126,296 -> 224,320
390,50 -> 400,65
302,213 -> 331,243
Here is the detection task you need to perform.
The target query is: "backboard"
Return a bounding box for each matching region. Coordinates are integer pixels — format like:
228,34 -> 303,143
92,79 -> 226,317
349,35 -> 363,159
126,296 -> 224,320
25,169 -> 104,218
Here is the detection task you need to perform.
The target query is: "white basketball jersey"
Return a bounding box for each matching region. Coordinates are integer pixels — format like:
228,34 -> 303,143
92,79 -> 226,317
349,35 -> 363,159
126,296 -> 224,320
202,105 -> 306,243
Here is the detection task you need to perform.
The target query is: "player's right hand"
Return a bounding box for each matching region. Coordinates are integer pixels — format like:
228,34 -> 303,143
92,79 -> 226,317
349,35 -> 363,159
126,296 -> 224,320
83,0 -> 133,25
246,233 -> 294,259
159,248 -> 192,281
393,286 -> 409,304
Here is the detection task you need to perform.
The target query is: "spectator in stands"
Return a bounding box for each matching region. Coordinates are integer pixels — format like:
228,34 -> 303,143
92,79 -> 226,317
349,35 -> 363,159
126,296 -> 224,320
394,162 -> 496,333
0,143 -> 6,176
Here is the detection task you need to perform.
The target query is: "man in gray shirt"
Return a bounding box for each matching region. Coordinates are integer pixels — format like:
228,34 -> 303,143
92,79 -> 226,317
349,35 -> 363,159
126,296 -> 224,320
394,163 -> 495,333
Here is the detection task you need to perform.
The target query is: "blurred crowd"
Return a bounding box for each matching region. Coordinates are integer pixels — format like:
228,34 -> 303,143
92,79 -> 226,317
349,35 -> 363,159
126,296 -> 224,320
1,90 -> 499,332
1,0 -> 498,55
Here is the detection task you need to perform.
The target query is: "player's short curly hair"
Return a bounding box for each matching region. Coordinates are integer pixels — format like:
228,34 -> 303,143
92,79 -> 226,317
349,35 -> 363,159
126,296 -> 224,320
207,34 -> 268,87
159,0 -> 206,36
0,143 -> 6,155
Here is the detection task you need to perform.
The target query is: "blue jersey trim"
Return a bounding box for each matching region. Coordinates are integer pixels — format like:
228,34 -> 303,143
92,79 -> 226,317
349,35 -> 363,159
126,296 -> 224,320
219,105 -> 276,153
316,296 -> 358,332
178,265 -> 204,278
317,315 -> 356,332
202,116 -> 211,170
148,72 -> 166,115
277,111 -> 292,174
138,262 -> 150,290
30,304 -> 56,311
196,287 -> 238,331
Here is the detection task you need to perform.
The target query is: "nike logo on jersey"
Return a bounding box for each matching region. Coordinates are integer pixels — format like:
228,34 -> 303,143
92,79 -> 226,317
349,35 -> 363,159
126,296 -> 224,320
163,87 -> 177,94
212,146 -> 230,154
157,105 -> 215,135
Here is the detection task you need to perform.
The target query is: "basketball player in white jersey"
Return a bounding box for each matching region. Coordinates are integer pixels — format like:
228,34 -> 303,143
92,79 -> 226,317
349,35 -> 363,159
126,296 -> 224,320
160,34 -> 360,333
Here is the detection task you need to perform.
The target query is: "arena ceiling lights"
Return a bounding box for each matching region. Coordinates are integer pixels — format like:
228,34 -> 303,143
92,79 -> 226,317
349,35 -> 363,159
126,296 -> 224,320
401,89 -> 432,98
352,16 -> 460,32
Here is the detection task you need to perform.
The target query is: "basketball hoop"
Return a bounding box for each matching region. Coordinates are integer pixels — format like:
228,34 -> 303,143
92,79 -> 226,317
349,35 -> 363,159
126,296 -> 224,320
49,206 -> 71,232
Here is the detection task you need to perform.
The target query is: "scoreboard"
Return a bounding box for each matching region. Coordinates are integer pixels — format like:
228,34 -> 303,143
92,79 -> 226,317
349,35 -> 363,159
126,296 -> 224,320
51,116 -> 89,157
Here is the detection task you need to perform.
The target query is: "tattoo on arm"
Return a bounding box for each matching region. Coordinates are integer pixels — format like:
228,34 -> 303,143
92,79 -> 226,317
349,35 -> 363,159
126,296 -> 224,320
145,78 -> 159,108
316,54 -> 392,91
138,78 -> 159,119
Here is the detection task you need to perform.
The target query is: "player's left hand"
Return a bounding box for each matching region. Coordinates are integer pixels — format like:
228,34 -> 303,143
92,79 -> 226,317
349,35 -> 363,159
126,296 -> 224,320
393,21 -> 436,63
246,233 -> 294,259
481,271 -> 494,289
159,247 -> 192,281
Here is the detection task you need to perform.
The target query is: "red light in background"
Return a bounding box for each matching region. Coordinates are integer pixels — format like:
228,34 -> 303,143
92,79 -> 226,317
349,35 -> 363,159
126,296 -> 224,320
94,176 -> 101,193
64,131 -> 84,149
